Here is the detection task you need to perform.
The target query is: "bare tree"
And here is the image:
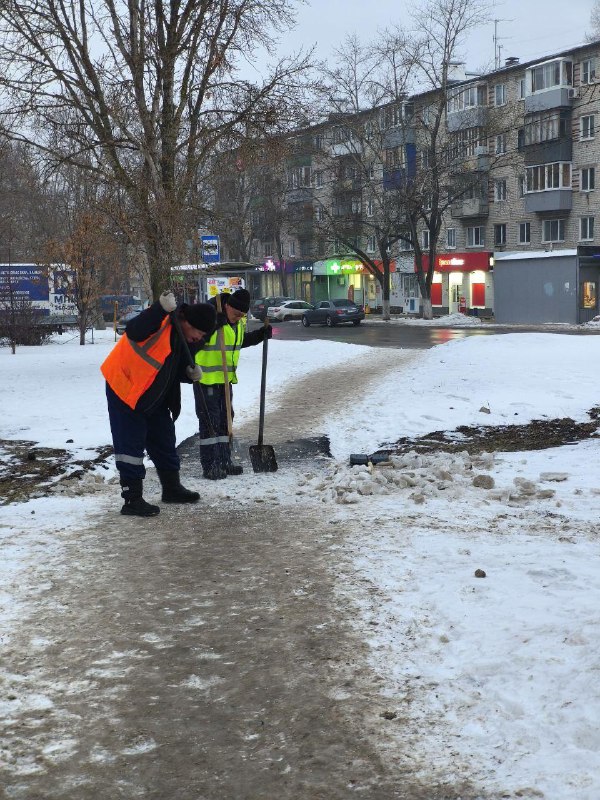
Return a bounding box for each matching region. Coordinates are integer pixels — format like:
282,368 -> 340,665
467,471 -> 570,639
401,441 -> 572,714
0,1 -> 315,300
45,210 -> 122,344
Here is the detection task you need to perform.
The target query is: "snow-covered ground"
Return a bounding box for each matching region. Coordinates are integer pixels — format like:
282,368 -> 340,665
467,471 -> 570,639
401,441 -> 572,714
2,324 -> 600,797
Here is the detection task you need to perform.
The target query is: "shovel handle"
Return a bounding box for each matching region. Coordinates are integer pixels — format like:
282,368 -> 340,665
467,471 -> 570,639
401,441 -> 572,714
170,309 -> 195,369
257,317 -> 269,447
216,294 -> 234,443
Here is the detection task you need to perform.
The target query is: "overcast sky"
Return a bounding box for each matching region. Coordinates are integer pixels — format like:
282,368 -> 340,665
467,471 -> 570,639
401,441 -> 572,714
270,0 -> 595,75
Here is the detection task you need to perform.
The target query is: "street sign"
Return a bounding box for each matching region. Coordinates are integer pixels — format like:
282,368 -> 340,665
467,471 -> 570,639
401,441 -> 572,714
201,235 -> 220,263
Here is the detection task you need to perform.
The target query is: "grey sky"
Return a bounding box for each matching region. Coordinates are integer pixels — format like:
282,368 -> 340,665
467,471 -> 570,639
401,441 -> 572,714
273,0 -> 595,74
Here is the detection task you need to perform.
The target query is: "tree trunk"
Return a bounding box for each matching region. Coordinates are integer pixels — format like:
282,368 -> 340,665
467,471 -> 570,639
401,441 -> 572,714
381,297 -> 391,319
422,298 -> 433,320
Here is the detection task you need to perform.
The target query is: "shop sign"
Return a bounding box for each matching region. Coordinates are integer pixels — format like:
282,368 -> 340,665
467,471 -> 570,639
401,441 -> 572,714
313,258 -> 396,276
418,251 -> 492,272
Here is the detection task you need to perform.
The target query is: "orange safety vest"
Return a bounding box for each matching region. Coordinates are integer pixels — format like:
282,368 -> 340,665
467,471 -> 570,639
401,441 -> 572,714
101,316 -> 173,410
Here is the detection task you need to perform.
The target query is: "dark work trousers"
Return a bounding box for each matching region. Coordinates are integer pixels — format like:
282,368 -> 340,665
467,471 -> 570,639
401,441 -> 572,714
193,382 -> 234,474
106,384 -> 180,483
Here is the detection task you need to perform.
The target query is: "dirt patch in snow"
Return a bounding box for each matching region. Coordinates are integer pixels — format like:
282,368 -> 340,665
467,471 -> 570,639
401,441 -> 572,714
379,407 -> 600,458
0,439 -> 112,505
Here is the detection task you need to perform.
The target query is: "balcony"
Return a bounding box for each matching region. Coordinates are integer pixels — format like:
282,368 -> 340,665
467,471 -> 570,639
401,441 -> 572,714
523,139 -> 573,166
446,106 -> 487,133
524,189 -> 572,213
524,87 -> 575,113
383,126 -> 416,148
451,198 -> 489,218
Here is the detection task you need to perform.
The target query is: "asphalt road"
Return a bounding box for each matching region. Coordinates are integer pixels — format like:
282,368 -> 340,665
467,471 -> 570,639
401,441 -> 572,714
249,318 -> 600,350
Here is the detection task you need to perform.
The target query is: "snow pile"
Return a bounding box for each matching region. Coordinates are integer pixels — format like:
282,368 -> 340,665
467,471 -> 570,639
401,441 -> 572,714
368,312 -> 483,327
300,449 -> 575,508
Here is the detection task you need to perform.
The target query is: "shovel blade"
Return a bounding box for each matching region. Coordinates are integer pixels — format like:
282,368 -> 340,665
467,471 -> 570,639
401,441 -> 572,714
249,444 -> 278,473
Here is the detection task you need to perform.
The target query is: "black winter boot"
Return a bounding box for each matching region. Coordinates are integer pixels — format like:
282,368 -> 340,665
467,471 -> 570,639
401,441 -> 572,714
157,470 -> 200,503
121,480 -> 160,517
226,463 -> 244,476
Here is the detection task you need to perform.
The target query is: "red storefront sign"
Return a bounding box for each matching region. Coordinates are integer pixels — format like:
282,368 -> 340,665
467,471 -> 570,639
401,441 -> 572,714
416,252 -> 492,273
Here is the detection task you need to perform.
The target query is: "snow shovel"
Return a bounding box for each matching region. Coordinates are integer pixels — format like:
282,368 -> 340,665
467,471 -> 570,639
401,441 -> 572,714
249,319 -> 278,473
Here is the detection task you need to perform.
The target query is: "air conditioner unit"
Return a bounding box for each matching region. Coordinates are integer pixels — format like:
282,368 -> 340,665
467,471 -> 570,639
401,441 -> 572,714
568,87 -> 580,99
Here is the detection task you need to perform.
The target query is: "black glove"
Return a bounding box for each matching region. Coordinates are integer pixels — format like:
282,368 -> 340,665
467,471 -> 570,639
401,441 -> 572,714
263,324 -> 273,340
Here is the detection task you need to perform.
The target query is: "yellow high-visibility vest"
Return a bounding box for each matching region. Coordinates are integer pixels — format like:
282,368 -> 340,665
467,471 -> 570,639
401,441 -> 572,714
194,318 -> 245,385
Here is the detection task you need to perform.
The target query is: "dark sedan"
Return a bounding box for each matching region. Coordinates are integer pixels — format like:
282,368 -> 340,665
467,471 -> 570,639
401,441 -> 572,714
301,299 -> 365,327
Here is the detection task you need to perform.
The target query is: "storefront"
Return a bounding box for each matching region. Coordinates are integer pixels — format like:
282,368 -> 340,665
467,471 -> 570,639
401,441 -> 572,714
253,259 -> 314,301
418,252 -> 494,315
312,258 -> 396,307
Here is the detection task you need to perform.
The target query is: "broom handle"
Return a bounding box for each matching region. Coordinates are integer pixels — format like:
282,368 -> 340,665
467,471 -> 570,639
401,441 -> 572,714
258,318 -> 269,447
216,295 -> 234,443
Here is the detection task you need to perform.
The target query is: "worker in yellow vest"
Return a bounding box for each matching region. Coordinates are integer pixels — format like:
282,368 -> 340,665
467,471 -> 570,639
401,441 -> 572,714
193,289 -> 271,479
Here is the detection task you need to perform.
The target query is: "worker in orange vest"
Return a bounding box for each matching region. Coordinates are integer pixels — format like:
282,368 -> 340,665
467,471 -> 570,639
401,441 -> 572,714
101,290 -> 216,517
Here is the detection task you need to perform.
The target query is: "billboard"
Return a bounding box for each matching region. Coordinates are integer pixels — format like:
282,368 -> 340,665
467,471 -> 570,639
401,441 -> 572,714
0,264 -> 77,317
207,276 -> 245,297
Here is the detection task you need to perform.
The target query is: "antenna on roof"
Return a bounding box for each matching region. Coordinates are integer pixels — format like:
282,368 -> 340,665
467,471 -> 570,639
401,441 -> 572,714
493,19 -> 514,70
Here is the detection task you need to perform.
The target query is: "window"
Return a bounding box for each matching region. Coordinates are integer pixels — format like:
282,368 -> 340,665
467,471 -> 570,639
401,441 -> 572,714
580,115 -> 595,140
421,230 -> 430,249
315,204 -> 324,221
366,235 -> 376,253
399,237 -> 413,252
582,281 -> 597,308
524,111 -> 567,145
288,240 -> 296,257
581,58 -> 596,85
526,162 -> 571,192
314,134 -> 323,150
314,170 -> 324,188
264,242 -> 273,257
421,149 -> 430,168
530,59 -> 572,92
385,146 -> 406,168
580,216 -> 595,240
518,175 -> 526,197
495,134 -> 507,154
287,165 -> 311,189
542,219 -> 565,242
466,226 -> 485,247
495,84 -> 507,106
447,228 -> 456,248
519,222 -> 531,244
351,197 -> 361,214
494,179 -> 507,202
581,167 -> 595,191
447,83 -> 487,113
494,224 -> 507,246
518,77 -> 526,99
449,126 -> 486,159
367,199 -> 374,217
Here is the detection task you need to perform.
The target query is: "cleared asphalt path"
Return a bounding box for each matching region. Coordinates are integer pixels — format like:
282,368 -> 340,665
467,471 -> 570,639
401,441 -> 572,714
258,318 -> 600,349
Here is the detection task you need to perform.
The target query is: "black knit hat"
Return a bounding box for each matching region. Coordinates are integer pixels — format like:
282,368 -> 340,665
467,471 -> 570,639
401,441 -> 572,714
181,303 -> 217,335
226,288 -> 250,312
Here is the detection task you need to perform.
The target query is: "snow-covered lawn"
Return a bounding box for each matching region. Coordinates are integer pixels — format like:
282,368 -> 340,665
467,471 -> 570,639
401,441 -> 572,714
2,325 -> 600,797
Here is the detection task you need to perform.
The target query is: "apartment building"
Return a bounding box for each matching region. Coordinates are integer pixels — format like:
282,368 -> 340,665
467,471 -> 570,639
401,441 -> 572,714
216,39 -> 600,323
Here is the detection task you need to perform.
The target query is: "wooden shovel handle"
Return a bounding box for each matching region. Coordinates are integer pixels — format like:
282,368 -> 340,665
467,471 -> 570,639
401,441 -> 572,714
216,294 -> 233,441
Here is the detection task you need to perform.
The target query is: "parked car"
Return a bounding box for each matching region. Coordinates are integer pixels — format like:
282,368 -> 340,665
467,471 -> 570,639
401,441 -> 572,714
267,299 -> 314,321
251,296 -> 293,321
301,299 -> 365,327
116,309 -> 142,335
